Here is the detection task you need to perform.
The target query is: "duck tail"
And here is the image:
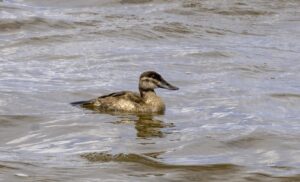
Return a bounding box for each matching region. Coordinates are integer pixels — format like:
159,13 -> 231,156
70,100 -> 92,106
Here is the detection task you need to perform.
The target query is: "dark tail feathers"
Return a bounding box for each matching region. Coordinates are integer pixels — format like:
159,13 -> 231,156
70,100 -> 91,106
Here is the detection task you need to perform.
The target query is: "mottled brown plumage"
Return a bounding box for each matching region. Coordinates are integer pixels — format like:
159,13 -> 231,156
71,71 -> 178,114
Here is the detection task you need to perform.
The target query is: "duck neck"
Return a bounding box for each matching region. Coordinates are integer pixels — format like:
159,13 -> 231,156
139,88 -> 156,99
139,87 -> 165,113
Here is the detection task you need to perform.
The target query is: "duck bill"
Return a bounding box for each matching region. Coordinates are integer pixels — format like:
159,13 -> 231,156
158,79 -> 179,90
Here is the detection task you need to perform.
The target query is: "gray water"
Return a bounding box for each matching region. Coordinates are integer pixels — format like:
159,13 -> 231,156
1,0 -> 300,181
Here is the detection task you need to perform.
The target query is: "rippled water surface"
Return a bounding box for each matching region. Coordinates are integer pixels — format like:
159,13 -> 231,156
1,0 -> 300,181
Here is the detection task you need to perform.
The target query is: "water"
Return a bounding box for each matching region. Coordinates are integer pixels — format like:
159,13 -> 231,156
1,0 -> 300,181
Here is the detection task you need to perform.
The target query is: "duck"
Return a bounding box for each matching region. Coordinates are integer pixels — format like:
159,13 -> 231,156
71,71 -> 179,114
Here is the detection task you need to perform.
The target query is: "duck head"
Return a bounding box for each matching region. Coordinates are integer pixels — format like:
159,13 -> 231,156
139,71 -> 179,92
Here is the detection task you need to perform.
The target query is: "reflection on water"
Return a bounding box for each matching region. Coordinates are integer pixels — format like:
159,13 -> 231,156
73,99 -> 175,138
113,115 -> 175,138
82,105 -> 175,138
134,116 -> 174,138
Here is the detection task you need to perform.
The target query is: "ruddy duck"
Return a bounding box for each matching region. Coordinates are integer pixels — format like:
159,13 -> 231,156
71,71 -> 179,114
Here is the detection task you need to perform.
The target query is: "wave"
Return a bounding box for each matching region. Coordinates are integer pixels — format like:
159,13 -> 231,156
81,152 -> 240,171
0,17 -> 75,33
80,152 -> 300,181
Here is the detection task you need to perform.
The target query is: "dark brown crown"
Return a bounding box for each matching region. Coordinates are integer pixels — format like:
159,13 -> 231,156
140,71 -> 163,81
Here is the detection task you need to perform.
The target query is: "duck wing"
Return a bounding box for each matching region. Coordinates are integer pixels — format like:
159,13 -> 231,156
70,92 -> 126,107
71,91 -> 144,112
98,91 -> 143,104
98,91 -> 127,99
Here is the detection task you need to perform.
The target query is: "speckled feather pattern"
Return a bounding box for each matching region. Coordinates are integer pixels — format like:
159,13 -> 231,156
83,91 -> 165,114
